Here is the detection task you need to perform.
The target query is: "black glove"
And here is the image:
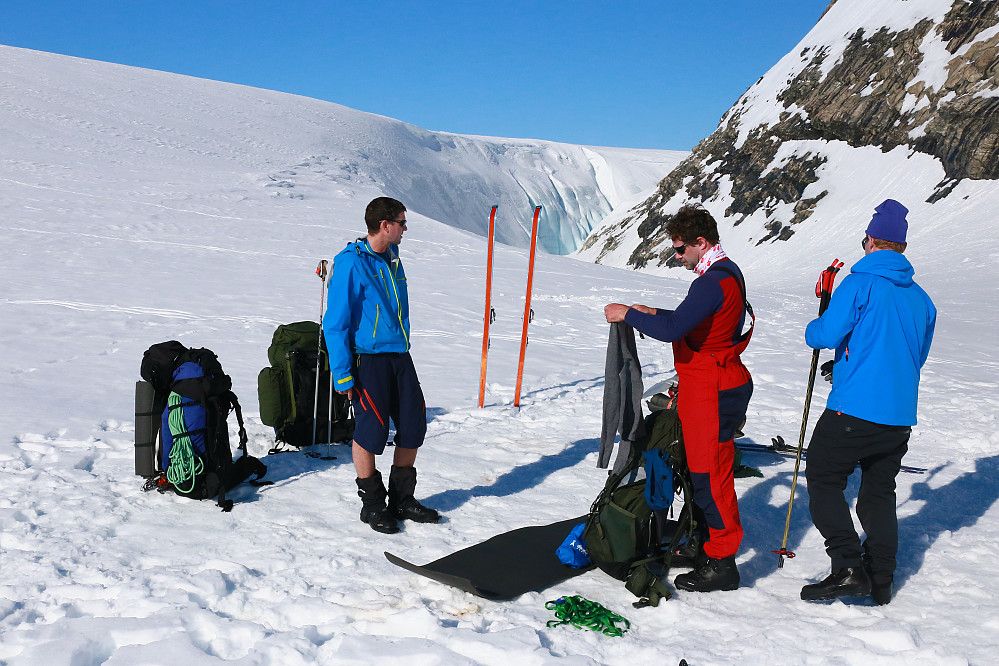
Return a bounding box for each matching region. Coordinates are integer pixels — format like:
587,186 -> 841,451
820,360 -> 834,384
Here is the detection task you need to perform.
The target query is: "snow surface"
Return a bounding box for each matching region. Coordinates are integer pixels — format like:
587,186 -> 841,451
0,45 -> 682,259
2,42 -> 999,666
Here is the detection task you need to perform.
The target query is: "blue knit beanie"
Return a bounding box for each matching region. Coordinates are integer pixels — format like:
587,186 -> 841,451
866,199 -> 908,243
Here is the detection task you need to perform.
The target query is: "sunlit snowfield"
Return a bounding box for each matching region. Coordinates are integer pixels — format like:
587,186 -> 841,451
2,40 -> 999,664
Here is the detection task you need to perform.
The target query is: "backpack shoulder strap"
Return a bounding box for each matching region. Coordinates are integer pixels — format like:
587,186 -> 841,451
708,261 -> 754,344
229,390 -> 248,452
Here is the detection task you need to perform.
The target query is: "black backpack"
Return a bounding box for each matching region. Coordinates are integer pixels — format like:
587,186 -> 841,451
582,390 -> 696,607
257,321 -> 354,450
139,341 -> 267,511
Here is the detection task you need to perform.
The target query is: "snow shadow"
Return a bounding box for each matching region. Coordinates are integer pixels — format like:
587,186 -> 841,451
735,452 -> 999,593
733,448 -> 816,586
251,444 -> 348,485
419,437 -> 597,512
895,454 -> 999,588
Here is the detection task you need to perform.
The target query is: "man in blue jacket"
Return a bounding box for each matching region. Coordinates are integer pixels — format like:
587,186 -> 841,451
800,199 -> 935,605
324,197 -> 440,534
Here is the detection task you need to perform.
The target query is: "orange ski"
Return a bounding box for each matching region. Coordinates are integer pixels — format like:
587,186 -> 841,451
478,206 -> 498,408
514,206 -> 541,407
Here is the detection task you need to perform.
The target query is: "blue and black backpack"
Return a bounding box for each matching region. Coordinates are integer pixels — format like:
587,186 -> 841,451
139,341 -> 267,511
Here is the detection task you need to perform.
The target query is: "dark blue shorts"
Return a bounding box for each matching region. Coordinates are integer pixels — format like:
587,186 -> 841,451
351,352 -> 427,455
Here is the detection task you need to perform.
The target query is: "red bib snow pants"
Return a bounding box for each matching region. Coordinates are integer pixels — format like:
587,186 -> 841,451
674,336 -> 752,560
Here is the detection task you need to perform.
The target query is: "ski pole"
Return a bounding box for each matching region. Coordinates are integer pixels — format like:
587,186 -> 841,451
327,349 -> 334,451
312,260 -> 329,448
478,205 -> 498,408
325,328 -> 336,458
514,206 -> 541,407
775,258 -> 844,568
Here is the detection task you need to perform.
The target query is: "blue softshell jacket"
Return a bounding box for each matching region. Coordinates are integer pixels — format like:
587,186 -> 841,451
805,250 -> 936,426
323,239 -> 411,391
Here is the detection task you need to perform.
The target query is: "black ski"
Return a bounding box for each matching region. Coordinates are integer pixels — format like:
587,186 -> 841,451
737,436 -> 926,474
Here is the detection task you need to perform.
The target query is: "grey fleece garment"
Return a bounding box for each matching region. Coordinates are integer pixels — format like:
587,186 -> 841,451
598,322 -> 646,472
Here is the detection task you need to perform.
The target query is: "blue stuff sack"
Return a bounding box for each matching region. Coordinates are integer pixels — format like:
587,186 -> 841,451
556,522 -> 591,568
161,362 -> 209,470
643,449 -> 675,510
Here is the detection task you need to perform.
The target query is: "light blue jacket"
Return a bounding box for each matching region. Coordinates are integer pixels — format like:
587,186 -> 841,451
323,239 -> 411,391
805,250 -> 935,426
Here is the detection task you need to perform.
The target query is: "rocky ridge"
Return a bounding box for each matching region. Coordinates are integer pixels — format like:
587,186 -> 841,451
580,0 -> 999,269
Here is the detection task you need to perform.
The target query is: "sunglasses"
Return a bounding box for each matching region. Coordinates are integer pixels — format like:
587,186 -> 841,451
673,243 -> 688,256
861,235 -> 868,250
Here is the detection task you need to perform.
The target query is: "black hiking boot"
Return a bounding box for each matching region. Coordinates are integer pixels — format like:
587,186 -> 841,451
388,465 -> 441,524
871,579 -> 893,605
863,555 -> 893,605
356,471 -> 400,534
674,555 -> 740,592
800,567 -> 871,601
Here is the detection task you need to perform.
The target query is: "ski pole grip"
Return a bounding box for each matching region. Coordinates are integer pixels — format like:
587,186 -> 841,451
814,259 -> 844,311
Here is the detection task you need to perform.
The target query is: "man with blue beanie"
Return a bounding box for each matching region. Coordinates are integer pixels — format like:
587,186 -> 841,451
799,199 -> 936,605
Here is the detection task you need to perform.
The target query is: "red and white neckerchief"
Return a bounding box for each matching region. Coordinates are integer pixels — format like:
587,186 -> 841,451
694,243 -> 727,276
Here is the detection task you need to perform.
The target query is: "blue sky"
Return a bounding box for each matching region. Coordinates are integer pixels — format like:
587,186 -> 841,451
2,1 -> 830,150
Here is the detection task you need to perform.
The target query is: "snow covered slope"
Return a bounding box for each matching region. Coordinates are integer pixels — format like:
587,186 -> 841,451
578,0 -> 999,282
1,45 -> 684,256
2,39 -> 999,665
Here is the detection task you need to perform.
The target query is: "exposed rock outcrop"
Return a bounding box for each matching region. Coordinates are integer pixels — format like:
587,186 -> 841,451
581,0 -> 999,269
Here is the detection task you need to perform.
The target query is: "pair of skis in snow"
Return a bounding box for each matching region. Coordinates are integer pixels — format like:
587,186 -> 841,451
478,205 -> 541,408
736,436 -> 927,475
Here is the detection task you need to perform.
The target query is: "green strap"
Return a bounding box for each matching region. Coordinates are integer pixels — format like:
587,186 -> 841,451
165,392 -> 203,494
545,596 -> 630,637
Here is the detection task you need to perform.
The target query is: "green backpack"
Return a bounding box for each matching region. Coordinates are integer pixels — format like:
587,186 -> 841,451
257,321 -> 354,448
582,393 -> 696,607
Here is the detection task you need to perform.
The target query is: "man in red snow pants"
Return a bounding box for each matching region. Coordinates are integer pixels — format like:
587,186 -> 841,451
605,204 -> 753,592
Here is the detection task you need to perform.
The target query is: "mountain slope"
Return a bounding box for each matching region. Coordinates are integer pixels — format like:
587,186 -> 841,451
577,0 -> 999,276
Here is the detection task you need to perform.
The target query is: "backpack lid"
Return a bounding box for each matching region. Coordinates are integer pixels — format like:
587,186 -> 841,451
140,340 -> 188,392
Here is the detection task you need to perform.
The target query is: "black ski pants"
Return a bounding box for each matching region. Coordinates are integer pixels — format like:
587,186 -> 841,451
805,409 -> 910,584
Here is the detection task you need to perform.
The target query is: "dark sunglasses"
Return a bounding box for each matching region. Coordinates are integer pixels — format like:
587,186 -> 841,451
861,235 -> 868,250
673,243 -> 688,256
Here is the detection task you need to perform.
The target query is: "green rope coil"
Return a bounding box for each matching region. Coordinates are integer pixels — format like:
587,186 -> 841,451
166,391 -> 203,494
545,596 -> 630,637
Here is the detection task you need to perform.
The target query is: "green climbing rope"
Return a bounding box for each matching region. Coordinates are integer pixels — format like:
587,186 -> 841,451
545,596 -> 630,637
166,391 -> 203,494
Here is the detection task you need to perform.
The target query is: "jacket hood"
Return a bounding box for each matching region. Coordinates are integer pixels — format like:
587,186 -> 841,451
851,249 -> 915,287
337,239 -> 399,263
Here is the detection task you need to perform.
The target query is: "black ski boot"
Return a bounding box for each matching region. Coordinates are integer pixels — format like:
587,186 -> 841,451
356,471 -> 400,534
800,566 -> 871,601
388,466 -> 441,524
674,555 -> 740,592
